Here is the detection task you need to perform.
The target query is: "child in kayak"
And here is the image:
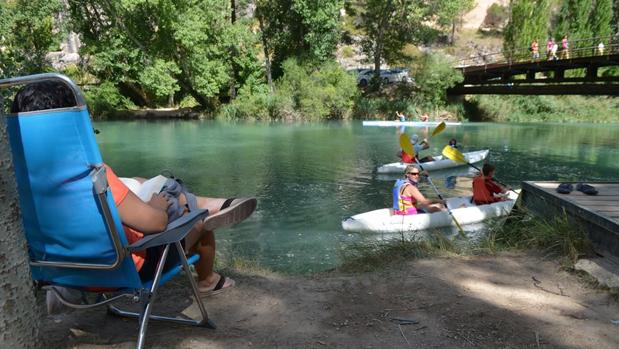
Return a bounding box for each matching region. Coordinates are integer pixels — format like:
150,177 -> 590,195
472,163 -> 508,205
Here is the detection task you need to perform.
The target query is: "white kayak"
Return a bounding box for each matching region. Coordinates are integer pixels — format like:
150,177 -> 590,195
342,191 -> 520,233
363,120 -> 462,127
377,149 -> 489,173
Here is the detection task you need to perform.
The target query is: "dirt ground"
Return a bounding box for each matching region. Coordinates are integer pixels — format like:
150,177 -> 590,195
41,252 -> 619,349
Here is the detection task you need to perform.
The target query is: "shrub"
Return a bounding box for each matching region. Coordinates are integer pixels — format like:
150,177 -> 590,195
85,82 -> 135,119
413,53 -> 464,107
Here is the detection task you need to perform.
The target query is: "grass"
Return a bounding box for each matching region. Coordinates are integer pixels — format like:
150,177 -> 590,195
337,230 -> 462,273
468,94 -> 619,123
338,208 -> 595,274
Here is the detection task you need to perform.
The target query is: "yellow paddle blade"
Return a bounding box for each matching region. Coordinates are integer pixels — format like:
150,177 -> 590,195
431,121 -> 446,137
399,133 -> 415,157
442,145 -> 467,163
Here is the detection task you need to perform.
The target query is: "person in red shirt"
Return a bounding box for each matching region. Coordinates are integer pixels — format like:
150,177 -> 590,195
472,163 -> 508,205
12,81 -> 256,296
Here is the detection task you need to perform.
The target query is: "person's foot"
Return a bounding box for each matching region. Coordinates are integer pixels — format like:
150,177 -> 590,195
202,197 -> 257,231
198,272 -> 235,296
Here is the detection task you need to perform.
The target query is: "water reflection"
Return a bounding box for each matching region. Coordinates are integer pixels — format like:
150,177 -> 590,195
95,120 -> 619,274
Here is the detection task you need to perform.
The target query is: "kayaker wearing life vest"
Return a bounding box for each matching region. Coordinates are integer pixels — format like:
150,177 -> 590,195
472,163 -> 508,205
397,134 -> 435,163
393,165 -> 446,215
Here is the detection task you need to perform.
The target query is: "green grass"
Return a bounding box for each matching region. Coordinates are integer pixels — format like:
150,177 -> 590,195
483,209 -> 595,264
469,95 -> 619,123
337,230 -> 462,273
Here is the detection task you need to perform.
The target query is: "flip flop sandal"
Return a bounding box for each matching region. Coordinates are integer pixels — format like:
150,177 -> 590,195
576,183 -> 598,196
202,197 -> 257,231
199,273 -> 235,296
556,183 -> 573,194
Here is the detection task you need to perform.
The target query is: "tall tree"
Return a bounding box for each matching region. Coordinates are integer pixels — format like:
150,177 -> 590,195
589,0 -> 613,39
0,118 -> 40,348
68,0 -> 261,109
504,0 -> 551,58
432,0 -> 475,44
255,0 -> 343,79
554,0 -> 593,40
0,0 -> 62,76
360,0 -> 428,81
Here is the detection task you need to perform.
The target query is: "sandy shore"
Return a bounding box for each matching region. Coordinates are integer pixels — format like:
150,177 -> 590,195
41,252 -> 619,348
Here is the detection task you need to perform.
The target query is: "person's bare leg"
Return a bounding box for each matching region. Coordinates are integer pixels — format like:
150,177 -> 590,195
185,222 -> 234,291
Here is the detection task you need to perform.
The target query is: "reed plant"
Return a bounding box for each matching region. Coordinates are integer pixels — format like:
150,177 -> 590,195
337,230 -> 461,273
480,209 -> 594,264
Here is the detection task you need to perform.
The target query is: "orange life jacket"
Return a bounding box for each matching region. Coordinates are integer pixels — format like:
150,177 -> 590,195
472,175 -> 501,205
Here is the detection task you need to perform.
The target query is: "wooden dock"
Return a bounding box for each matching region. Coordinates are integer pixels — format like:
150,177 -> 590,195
521,181 -> 619,257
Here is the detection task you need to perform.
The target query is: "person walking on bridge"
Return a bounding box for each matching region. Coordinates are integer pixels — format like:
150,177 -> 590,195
560,35 -> 569,59
546,38 -> 554,60
531,39 -> 539,60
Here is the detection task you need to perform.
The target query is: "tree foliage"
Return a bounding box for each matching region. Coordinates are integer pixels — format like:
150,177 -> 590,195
0,0 -> 62,76
503,0 -> 551,56
413,53 -> 463,108
255,0 -> 343,79
67,0 -> 262,109
588,0 -> 613,39
554,0 -> 593,40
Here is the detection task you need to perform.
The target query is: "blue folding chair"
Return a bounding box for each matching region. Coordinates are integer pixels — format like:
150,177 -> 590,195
0,73 -> 215,349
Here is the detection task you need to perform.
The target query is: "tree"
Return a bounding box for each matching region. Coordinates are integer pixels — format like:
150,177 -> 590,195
432,0 -> 475,44
0,120 -> 40,348
554,0 -> 593,40
0,0 -> 62,76
67,0 -> 262,109
255,0 -> 343,80
589,0 -> 613,39
503,0 -> 551,59
360,0 -> 429,81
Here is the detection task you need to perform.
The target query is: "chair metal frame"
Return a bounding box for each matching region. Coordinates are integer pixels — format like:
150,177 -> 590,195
1,73 -> 215,349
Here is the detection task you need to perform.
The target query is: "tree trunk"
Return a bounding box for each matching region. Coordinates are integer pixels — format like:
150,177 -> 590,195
0,117 -> 40,348
257,16 -> 274,92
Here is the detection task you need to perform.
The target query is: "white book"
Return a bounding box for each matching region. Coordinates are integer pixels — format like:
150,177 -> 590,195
119,175 -> 168,202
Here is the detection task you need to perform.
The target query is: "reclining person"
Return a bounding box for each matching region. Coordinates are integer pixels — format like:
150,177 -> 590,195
11,81 -> 257,301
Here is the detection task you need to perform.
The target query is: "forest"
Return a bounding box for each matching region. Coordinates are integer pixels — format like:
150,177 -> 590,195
0,0 -> 618,121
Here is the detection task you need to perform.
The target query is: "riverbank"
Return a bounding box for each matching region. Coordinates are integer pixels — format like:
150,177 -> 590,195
41,252 -> 619,348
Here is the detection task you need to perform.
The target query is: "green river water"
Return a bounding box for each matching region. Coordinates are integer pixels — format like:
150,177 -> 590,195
95,120 -> 619,274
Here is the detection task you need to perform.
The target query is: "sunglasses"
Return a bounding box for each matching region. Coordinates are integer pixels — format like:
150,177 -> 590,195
407,172 -> 420,175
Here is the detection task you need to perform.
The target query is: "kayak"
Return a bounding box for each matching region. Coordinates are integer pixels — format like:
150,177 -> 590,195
362,120 -> 462,127
377,149 -> 489,173
342,191 -> 519,233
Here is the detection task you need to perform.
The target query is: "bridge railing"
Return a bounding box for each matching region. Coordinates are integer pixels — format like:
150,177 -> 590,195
457,35 -> 619,70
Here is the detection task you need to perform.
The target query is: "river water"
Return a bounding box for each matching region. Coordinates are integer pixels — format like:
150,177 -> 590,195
95,120 -> 619,274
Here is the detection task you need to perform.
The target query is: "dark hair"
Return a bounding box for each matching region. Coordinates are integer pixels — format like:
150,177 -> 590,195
449,138 -> 457,145
482,163 -> 495,176
11,81 -> 76,113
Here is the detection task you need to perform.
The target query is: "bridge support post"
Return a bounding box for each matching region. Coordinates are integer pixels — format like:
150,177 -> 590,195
586,66 -> 598,80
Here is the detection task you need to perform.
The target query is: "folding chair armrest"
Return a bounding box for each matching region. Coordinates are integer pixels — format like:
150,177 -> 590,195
127,209 -> 209,252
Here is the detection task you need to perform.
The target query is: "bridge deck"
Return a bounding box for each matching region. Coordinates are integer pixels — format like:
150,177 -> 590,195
521,181 -> 619,257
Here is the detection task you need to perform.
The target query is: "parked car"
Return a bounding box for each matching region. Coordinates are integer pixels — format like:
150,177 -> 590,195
356,68 -> 414,87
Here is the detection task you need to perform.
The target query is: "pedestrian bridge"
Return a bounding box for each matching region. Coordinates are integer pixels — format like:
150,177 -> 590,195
448,36 -> 619,96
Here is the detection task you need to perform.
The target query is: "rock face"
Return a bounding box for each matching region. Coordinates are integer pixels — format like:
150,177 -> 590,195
46,32 -> 81,70
462,0 -> 510,29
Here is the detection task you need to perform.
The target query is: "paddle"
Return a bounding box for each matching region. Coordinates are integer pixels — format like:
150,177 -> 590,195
431,121 -> 446,137
400,133 -> 466,235
441,145 -> 517,194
